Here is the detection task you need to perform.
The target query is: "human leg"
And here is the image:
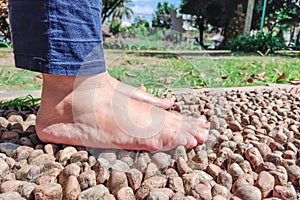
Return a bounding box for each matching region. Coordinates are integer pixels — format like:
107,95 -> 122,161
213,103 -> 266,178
9,0 -> 209,151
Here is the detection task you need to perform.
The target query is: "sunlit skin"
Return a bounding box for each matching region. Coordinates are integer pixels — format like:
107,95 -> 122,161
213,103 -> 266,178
36,72 -> 210,151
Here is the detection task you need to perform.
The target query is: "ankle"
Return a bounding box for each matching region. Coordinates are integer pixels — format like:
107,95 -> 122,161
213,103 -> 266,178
42,74 -> 76,96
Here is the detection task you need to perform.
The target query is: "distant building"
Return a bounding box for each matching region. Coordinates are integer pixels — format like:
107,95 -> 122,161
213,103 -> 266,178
170,10 -> 183,33
102,24 -> 112,39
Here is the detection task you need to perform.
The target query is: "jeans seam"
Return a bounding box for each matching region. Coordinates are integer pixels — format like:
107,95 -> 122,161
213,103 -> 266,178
46,0 -> 52,65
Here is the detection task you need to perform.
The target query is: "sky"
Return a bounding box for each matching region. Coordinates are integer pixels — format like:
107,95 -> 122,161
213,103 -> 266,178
127,0 -> 182,23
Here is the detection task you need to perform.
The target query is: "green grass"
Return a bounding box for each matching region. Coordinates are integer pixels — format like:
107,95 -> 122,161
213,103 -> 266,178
0,95 -> 40,111
0,66 -> 42,90
107,53 -> 300,93
0,49 -> 299,95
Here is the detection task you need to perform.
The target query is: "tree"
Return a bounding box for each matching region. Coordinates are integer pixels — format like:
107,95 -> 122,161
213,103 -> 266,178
103,0 -> 133,35
111,0 -> 133,22
227,4 -> 246,40
180,0 -> 300,48
181,0 -> 248,48
180,0 -> 206,47
252,0 -> 300,46
0,0 -> 10,42
244,0 -> 255,35
131,16 -> 150,28
152,2 -> 175,29
259,0 -> 300,31
102,0 -> 132,23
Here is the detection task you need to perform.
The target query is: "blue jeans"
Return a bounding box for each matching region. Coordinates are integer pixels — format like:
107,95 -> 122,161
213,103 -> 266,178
8,0 -> 106,76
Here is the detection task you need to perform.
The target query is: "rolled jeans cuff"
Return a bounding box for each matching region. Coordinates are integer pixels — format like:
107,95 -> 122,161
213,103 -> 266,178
8,0 -> 106,76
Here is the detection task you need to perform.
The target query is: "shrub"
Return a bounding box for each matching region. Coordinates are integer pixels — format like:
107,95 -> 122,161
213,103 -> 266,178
226,32 -> 286,53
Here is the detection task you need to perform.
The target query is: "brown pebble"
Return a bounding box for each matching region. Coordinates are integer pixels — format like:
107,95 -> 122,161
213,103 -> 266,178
192,150 -> 208,169
283,150 -> 296,160
273,185 -> 297,200
0,158 -> 9,176
34,183 -> 62,200
230,196 -> 242,200
70,151 -> 88,163
255,171 -> 275,198
255,143 -> 272,159
213,195 -> 227,200
144,162 -> 161,180
228,163 -> 244,180
228,121 -> 243,132
0,180 -> 26,193
15,146 -> 34,161
20,137 -> 34,147
265,153 -> 282,166
212,184 -> 230,199
77,170 -> 96,190
77,184 -> 111,200
7,114 -> 23,123
44,144 -> 57,155
231,174 -> 254,193
135,176 -> 167,199
0,117 -> 9,128
59,163 -> 81,185
29,153 -> 56,166
126,168 -> 143,191
168,176 -> 185,193
206,163 -> 222,179
233,185 -> 261,200
116,187 -> 135,200
190,183 -> 212,200
107,169 -> 128,195
176,157 -> 193,175
255,162 -> 276,174
59,146 -> 77,166
1,131 -> 19,143
182,173 -> 200,194
0,191 -> 26,200
88,156 -> 97,167
171,192 -> 185,200
15,165 -> 33,181
63,175 -> 81,200
245,147 -> 263,170
2,172 -> 16,182
18,182 -> 37,200
152,152 -> 172,170
27,149 -> 44,163
132,152 -> 151,173
217,171 -> 233,190
269,141 -> 285,151
149,188 -> 174,200
35,175 -> 57,185
269,166 -> 288,186
239,160 -> 252,174
286,165 -> 300,185
165,168 -> 179,178
96,165 -> 110,184
99,151 -> 117,165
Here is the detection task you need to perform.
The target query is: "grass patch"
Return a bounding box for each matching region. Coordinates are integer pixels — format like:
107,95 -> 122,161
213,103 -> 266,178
0,49 -> 299,95
0,66 -> 42,90
108,53 -> 300,93
0,95 -> 40,111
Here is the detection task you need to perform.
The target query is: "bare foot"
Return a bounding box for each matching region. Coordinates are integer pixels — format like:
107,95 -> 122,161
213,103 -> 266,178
36,72 -> 209,151
108,75 -> 174,109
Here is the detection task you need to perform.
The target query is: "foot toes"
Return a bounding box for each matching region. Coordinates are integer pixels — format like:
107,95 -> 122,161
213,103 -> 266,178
195,117 -> 210,143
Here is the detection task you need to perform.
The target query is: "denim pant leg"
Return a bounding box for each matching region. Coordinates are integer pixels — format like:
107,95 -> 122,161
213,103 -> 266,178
8,0 -> 106,76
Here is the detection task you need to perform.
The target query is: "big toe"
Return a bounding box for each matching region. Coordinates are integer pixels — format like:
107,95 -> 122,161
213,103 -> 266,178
195,117 -> 210,143
161,98 -> 174,109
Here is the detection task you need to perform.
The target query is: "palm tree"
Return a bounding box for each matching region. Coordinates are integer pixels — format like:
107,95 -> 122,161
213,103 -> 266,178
112,0 -> 133,22
102,0 -> 133,23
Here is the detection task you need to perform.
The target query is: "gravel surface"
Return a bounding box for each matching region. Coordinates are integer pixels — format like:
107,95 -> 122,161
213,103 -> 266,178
0,87 -> 299,200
